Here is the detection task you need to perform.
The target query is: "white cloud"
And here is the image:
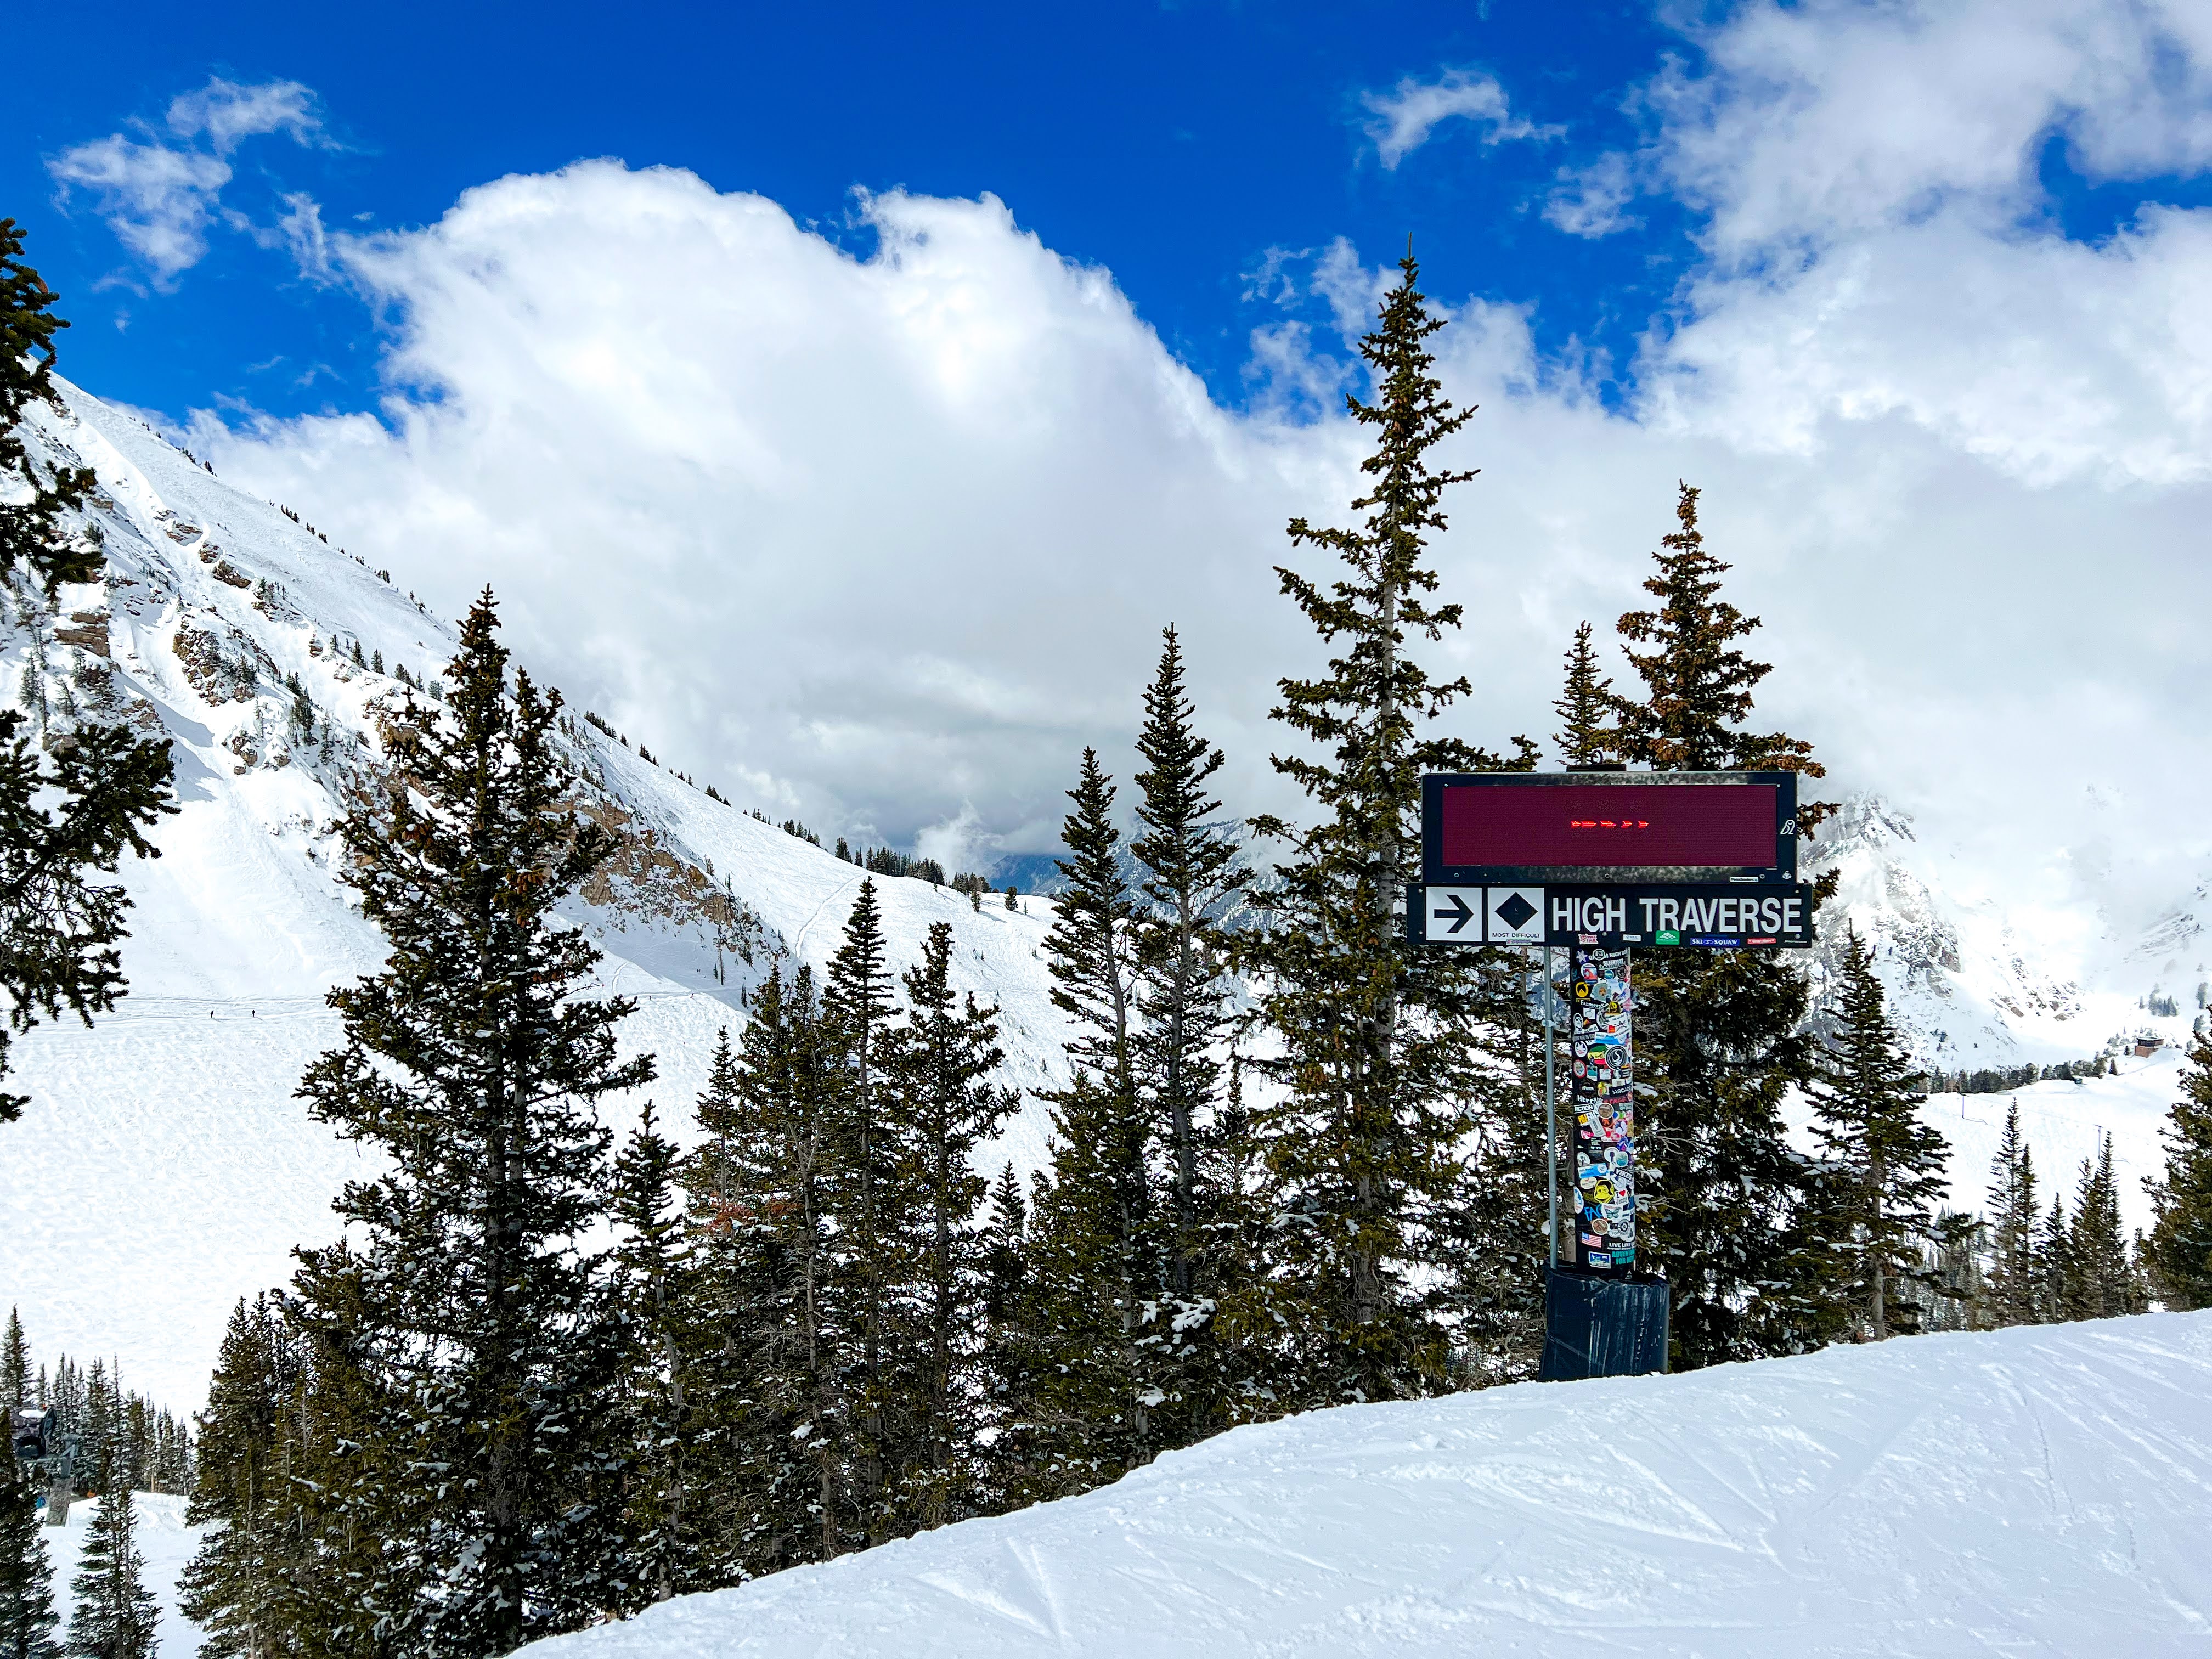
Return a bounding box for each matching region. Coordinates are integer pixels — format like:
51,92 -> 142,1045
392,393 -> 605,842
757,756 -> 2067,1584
1649,0 -> 2212,258
181,1 -> 2212,958
1545,151 -> 1638,238
1360,69 -> 1560,169
192,167 -> 1353,851
47,137 -> 231,285
49,77 -> 332,285
1630,0 -> 2212,488
166,77 -> 325,155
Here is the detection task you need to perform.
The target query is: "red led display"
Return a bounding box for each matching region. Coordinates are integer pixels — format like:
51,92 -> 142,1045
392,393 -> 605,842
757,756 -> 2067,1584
1438,782 -> 1777,869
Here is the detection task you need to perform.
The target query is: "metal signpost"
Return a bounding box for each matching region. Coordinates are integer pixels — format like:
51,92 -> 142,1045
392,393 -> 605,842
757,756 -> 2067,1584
1407,770 -> 1813,1379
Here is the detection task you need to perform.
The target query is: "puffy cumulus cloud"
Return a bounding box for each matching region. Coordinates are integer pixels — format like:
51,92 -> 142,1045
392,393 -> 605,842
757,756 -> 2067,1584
49,76 -> 331,285
1650,0 -> 2212,256
190,0 -> 2212,965
1630,0 -> 2212,488
193,165 -> 1358,850
1358,69 -> 1560,170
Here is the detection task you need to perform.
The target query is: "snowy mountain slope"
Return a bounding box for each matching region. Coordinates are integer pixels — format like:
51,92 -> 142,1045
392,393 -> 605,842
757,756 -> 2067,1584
511,1312 -> 2212,1658
1804,795 -> 2097,1068
1781,1043 -> 2185,1239
1796,796 -> 2196,1231
1,380 -> 1070,1413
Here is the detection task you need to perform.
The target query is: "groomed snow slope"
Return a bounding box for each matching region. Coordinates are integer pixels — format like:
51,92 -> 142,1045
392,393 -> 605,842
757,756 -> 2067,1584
522,1313 -> 2212,1658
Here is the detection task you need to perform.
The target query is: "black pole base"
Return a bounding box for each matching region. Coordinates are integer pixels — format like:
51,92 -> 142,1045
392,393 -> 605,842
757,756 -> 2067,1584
1537,1265 -> 1669,1381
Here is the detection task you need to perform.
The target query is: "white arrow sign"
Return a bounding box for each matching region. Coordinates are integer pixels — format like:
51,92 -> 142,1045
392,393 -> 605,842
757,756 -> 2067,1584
1425,886 -> 1483,943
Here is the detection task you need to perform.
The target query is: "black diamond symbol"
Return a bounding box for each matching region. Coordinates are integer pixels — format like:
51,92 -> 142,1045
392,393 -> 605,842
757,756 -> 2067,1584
1494,893 -> 1537,930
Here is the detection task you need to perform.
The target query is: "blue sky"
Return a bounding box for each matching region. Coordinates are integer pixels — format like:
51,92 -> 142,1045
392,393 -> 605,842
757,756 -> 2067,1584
14,0 -> 1707,419
12,1 -> 2212,932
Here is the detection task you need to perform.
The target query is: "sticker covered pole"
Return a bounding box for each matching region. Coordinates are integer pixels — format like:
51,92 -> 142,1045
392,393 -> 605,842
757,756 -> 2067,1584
1543,944 -> 1557,1268
1568,946 -> 1635,1274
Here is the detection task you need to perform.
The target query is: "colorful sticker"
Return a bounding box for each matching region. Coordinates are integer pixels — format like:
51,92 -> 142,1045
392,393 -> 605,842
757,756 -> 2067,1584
1567,944 -> 1637,1279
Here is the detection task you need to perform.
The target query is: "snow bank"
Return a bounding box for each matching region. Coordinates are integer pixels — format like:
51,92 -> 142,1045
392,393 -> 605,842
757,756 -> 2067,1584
522,1313 -> 2212,1658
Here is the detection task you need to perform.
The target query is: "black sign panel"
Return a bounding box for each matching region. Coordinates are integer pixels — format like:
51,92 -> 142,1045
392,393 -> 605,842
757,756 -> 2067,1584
1406,882 -> 1815,949
1422,771 -> 1799,887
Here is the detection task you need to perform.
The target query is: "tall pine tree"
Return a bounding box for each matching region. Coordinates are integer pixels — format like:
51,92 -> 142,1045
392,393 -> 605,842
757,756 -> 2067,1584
1805,932 -> 1949,1339
1245,249 -> 1529,1407
2147,1031 -> 2212,1308
286,590 -> 647,1653
1984,1102 -> 2042,1326
1020,744 -> 1164,1490
612,1101 -> 704,1606
2063,1137 -> 2131,1319
878,923 -> 1017,1531
1550,621 -> 1616,766
177,1296 -> 298,1659
682,973 -> 837,1575
0,1461 -> 59,1659
820,881 -> 900,1543
1609,483 -> 1830,1367
65,1446 -> 155,1659
2,1312 -> 25,1411
1129,628 -> 1253,1438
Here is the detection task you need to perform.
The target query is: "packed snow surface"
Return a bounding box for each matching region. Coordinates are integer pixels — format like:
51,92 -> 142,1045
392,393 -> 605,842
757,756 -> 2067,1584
521,1313 -> 2212,1658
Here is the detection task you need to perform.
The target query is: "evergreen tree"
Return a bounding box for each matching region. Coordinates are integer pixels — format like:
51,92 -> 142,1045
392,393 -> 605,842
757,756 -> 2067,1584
1983,1102 -> 2042,1325
284,590 -> 648,1653
1128,628 -> 1257,1438
2,1312 -> 25,1410
972,1164 -> 1034,1509
2147,1031 -> 2212,1309
1608,483 -> 1830,1367
1020,750 -> 1160,1488
65,1447 -> 155,1659
878,923 -> 1017,1531
0,1463 -> 59,1659
178,1297 -> 297,1659
820,882 -> 899,1544
1131,633 -> 1244,1301
612,1101 -> 702,1605
1020,1066 -> 1157,1497
1245,249 -> 1530,1406
2036,1193 -> 2072,1323
77,1367 -> 112,1499
1,221 -> 98,595
0,221 -> 177,1122
1043,752 -> 1138,1104
1550,621 -> 1616,766
2063,1137 -> 2130,1319
1805,931 -> 1949,1339
691,968 -> 853,1575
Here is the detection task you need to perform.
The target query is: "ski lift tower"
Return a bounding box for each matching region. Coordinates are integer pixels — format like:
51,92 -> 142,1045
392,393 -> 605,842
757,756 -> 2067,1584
1407,769 -> 1812,1380
10,1405 -> 80,1526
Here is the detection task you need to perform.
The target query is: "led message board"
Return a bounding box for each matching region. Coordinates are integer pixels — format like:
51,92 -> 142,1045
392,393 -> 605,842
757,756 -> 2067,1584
1421,771 -> 1799,887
